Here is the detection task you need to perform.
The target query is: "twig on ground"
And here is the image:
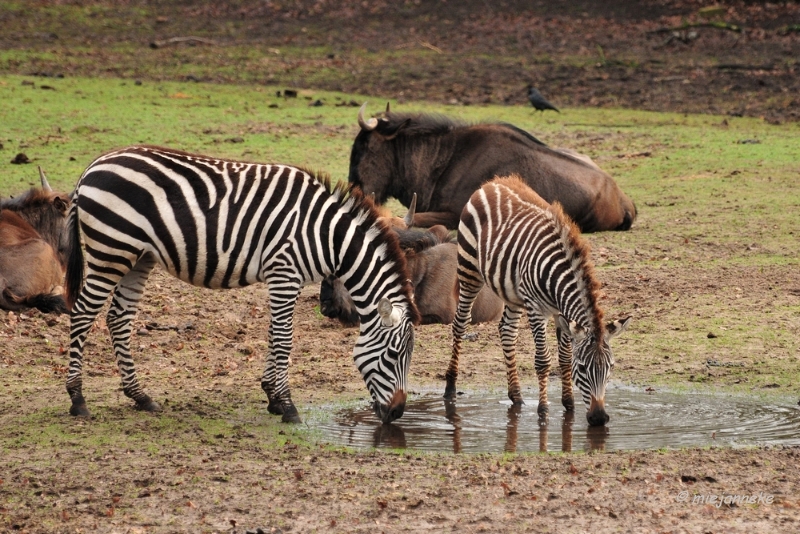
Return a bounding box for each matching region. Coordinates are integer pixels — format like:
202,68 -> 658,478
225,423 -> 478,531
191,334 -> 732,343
647,21 -> 742,35
149,36 -> 218,49
418,40 -> 444,54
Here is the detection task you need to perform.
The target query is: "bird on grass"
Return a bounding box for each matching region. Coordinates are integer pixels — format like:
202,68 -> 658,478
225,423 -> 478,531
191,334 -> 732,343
527,85 -> 559,113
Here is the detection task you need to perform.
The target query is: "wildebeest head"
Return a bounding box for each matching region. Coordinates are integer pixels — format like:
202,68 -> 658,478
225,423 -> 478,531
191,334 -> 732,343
350,103 -> 450,208
0,168 -> 70,264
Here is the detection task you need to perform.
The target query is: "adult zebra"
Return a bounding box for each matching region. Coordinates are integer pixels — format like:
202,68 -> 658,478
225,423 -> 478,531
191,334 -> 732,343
446,175 -> 630,426
63,145 -> 420,424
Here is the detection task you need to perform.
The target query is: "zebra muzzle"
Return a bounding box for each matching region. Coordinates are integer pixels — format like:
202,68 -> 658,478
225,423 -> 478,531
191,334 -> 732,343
375,389 -> 407,424
587,396 -> 609,427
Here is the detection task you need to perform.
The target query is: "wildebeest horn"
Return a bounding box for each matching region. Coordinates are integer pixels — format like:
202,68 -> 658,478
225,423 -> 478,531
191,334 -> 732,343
38,166 -> 52,192
358,102 -> 378,131
385,102 -> 391,114
403,193 -> 417,227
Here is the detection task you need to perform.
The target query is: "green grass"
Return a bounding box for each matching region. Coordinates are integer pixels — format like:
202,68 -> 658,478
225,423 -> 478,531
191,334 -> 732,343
2,73 -> 799,398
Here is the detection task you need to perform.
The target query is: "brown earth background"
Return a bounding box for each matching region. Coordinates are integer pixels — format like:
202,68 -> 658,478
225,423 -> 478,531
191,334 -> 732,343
2,1 -> 800,533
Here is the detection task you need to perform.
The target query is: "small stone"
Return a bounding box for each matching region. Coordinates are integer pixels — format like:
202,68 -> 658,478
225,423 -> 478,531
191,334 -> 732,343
236,344 -> 254,355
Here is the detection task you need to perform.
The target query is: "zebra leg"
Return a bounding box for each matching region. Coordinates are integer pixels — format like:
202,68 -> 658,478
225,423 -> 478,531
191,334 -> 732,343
556,323 -> 575,411
499,304 -> 524,405
444,276 -> 482,400
106,254 -> 159,412
66,265 -> 129,417
260,277 -> 302,423
526,311 -> 553,418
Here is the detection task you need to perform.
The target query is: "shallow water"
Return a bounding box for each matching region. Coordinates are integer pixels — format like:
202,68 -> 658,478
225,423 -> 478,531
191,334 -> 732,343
315,386 -> 800,453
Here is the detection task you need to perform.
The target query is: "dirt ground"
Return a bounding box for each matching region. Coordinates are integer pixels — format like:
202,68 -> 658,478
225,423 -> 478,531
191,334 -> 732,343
2,260 -> 800,533
2,1 -> 800,532
1,0 -> 799,122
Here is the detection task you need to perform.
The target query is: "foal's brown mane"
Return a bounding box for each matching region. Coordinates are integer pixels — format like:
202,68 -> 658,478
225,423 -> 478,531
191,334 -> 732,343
492,175 -> 604,335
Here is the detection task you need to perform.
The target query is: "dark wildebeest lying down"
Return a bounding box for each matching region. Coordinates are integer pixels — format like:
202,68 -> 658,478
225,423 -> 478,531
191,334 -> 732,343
320,198 -> 504,327
0,168 -> 70,313
350,103 -> 637,233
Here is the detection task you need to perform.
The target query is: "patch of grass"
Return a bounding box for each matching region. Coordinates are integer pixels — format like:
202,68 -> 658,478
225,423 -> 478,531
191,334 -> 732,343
2,74 -> 799,419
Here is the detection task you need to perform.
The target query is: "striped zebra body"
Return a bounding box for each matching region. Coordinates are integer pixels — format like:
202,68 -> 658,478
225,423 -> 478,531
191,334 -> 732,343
446,175 -> 630,426
64,146 -> 419,423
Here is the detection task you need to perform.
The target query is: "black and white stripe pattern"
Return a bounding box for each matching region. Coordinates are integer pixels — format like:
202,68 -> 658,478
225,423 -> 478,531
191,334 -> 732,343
444,175 -> 630,426
64,145 -> 418,423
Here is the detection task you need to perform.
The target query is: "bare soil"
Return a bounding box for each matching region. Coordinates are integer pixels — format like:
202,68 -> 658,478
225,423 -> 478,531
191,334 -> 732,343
2,1 -> 800,532
2,260 -> 800,533
1,1 -> 799,122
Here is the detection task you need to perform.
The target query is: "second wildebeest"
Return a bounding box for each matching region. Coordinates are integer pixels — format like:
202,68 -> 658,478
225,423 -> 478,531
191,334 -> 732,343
0,168 -> 70,313
320,196 -> 504,327
320,228 -> 504,327
350,104 -> 636,233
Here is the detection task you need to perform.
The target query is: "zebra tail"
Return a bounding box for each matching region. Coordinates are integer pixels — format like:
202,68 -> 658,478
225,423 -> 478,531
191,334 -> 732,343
64,202 -> 84,312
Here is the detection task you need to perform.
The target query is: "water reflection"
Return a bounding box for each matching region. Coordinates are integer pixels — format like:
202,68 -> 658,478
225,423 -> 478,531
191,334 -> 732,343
322,388 -> 800,453
372,420 -> 406,449
348,398 -> 608,453
444,400 -> 462,453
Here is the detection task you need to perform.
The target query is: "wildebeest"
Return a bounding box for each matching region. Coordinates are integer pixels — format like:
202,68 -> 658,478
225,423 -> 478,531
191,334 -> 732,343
350,103 -> 636,233
320,198 -> 504,326
0,168 -> 70,314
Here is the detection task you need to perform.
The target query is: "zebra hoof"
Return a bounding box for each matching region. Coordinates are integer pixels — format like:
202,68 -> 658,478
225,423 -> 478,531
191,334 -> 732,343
508,393 -> 524,406
280,404 -> 302,424
267,399 -> 285,415
69,403 -> 91,417
562,398 -> 575,411
537,402 -> 549,417
135,399 -> 162,413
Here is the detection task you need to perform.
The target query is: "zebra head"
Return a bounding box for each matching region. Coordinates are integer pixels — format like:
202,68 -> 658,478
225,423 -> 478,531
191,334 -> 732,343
557,315 -> 631,427
354,297 -> 416,424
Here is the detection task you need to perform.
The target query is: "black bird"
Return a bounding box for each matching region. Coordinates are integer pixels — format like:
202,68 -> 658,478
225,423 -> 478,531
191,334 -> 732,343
527,85 -> 559,113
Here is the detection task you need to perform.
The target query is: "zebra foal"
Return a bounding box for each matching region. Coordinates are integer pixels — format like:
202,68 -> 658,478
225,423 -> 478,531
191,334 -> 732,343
63,146 -> 420,423
446,175 -> 630,426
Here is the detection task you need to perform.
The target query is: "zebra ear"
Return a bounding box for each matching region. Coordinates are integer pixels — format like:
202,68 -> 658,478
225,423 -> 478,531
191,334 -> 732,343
605,316 -> 632,341
378,298 -> 401,328
556,315 -> 586,343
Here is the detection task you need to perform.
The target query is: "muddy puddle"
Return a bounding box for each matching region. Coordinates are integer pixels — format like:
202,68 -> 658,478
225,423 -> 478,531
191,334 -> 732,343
314,386 -> 800,453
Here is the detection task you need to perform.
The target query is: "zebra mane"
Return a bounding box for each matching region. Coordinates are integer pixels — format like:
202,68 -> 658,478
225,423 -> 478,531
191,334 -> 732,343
547,201 -> 604,336
494,175 -> 604,336
328,178 -> 422,326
